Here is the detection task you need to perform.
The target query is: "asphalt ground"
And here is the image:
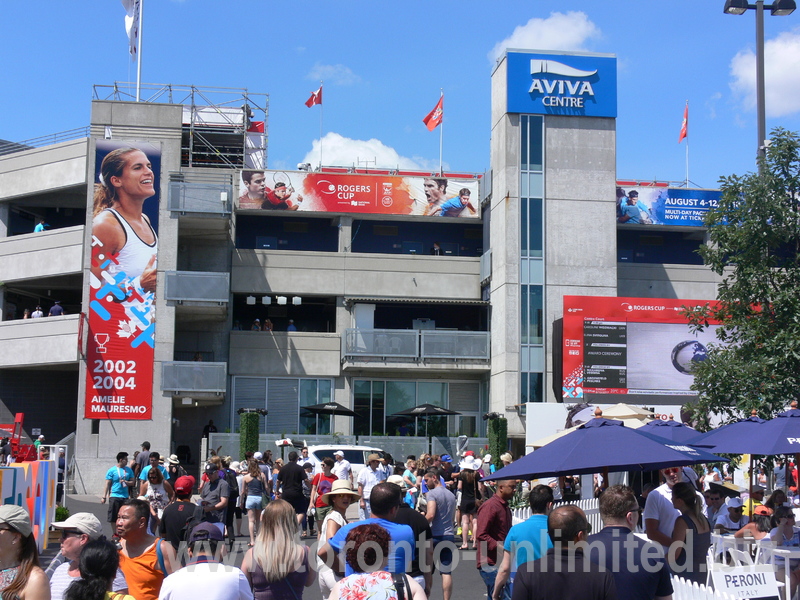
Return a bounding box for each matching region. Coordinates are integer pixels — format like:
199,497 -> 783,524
53,494 -> 489,600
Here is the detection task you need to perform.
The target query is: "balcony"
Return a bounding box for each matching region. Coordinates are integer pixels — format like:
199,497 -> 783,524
0,225 -> 84,283
164,271 -> 229,320
168,177 -> 234,239
0,314 -> 81,368
342,328 -> 490,372
161,361 -> 227,405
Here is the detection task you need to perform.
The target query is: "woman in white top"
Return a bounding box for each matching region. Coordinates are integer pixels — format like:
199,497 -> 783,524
91,147 -> 158,293
317,480 -> 360,600
140,466 -> 173,533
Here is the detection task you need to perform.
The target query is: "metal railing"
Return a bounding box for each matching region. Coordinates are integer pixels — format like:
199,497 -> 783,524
164,271 -> 229,303
480,249 -> 492,283
420,330 -> 490,359
342,329 -> 490,361
168,181 -> 233,215
0,127 -> 90,157
161,361 -> 227,393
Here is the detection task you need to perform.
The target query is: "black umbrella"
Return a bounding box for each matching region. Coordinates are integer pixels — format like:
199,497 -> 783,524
301,402 -> 359,417
390,403 -> 461,437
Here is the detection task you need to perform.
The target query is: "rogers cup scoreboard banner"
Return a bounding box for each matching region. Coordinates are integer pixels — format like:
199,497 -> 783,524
85,140 -> 161,420
562,295 -> 721,400
237,170 -> 480,218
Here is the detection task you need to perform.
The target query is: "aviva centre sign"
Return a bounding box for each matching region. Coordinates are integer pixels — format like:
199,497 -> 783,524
506,51 -> 617,118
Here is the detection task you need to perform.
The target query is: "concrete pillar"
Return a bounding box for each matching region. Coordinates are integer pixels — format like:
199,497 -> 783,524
338,216 -> 353,253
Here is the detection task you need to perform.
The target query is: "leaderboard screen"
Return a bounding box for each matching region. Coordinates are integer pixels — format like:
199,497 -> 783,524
562,296 -> 721,400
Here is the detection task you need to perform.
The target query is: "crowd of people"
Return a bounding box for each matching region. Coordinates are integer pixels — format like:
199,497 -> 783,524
7,443 -> 800,600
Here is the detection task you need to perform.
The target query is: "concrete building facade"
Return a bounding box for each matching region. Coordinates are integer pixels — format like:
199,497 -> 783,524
0,53 -> 724,491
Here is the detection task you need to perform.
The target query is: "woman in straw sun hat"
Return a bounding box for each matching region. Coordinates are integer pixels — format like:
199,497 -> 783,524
317,480 -> 360,600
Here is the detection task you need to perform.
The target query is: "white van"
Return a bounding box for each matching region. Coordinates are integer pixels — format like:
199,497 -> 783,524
307,444 -> 386,480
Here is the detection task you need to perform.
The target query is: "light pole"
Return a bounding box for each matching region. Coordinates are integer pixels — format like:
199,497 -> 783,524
723,0 -> 796,167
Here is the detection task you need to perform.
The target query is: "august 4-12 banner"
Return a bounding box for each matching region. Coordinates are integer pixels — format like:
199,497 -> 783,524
85,140 -> 161,420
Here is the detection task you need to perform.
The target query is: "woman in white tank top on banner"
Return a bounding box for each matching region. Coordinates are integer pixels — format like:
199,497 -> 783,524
91,147 -> 158,293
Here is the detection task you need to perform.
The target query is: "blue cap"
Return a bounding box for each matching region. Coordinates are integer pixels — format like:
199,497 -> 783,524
440,454 -> 452,463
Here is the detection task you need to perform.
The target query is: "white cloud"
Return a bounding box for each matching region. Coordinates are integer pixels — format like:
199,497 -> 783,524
302,132 -> 426,170
706,92 -> 722,119
488,12 -> 601,64
730,27 -> 800,117
306,63 -> 361,86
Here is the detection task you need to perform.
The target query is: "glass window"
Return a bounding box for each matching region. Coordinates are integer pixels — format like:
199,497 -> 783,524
521,199 -> 528,258
527,373 -> 544,403
521,372 -> 529,404
521,115 -> 529,171
385,381 -> 414,435
527,116 -> 543,172
299,379 -> 319,435
418,382 -> 447,407
353,380 -> 371,436
528,285 -> 543,345
521,285 -> 529,343
528,198 -> 543,257
372,381 -> 386,436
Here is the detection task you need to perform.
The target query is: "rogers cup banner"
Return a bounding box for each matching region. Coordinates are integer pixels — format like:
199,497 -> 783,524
562,295 -> 721,400
237,170 -> 480,218
85,140 -> 161,420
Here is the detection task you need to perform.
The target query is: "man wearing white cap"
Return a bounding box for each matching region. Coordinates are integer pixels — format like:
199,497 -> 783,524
50,512 -> 129,599
331,450 -> 352,485
715,497 -> 749,533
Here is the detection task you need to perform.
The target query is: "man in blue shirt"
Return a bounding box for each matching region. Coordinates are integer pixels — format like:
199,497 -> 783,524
138,451 -> 170,493
492,484 -> 553,600
101,451 -> 135,522
318,482 -> 416,577
432,188 -> 477,218
618,195 -> 642,224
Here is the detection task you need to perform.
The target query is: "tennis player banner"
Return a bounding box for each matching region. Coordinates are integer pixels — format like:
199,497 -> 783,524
237,170 -> 480,218
84,140 -> 161,420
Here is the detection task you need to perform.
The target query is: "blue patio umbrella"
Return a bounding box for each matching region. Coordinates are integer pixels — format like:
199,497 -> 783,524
686,415 -> 769,454
641,419 -> 700,444
750,407 -> 800,455
481,417 -> 726,481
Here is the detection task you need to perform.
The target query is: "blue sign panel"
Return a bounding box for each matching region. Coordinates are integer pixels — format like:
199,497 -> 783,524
616,186 -> 721,227
506,51 -> 617,118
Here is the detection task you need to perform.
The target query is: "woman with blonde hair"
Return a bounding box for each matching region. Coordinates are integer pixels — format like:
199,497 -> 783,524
0,505 -> 50,600
241,499 -> 314,599
241,459 -> 269,546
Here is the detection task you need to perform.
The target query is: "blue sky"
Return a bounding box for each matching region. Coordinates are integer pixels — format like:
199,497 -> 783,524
2,1 -> 799,189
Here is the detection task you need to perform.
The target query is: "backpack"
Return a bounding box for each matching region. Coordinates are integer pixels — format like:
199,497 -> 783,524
180,504 -> 205,543
224,468 -> 239,501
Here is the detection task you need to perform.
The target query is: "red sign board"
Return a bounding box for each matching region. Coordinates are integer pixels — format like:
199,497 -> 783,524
562,295 -> 721,400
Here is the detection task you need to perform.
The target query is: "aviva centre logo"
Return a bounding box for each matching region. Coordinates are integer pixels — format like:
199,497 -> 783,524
505,51 -> 617,118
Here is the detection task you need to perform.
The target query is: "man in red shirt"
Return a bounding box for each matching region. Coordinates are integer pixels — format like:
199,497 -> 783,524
475,479 -> 516,600
309,457 -> 338,536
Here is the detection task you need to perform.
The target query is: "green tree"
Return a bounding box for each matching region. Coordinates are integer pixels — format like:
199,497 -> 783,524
684,128 -> 800,429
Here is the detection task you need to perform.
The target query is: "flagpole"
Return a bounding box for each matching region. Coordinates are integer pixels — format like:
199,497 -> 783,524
135,0 -> 143,102
319,80 -> 323,170
438,89 -> 443,175
685,100 -> 689,187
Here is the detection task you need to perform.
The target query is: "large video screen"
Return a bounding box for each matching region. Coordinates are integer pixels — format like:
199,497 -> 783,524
562,295 -> 721,400
237,170 -> 480,218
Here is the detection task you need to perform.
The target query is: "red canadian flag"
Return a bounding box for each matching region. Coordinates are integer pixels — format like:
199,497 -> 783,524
423,95 -> 443,131
305,86 -> 322,108
678,102 -> 688,143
